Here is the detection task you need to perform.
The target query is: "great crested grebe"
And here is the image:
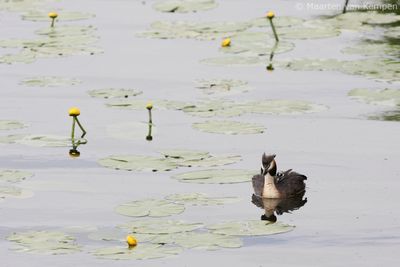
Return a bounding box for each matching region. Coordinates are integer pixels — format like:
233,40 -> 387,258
252,153 -> 307,199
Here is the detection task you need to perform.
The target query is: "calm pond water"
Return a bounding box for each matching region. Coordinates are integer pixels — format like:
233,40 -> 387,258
1,0 -> 400,266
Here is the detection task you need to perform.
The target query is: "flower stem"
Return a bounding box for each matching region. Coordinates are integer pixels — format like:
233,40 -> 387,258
71,117 -> 76,140
51,18 -> 55,27
268,19 -> 279,42
148,109 -> 153,124
75,117 -> 87,138
343,0 -> 349,13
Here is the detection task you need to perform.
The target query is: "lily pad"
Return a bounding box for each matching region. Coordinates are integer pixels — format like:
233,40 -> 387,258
0,185 -> 33,199
0,120 -> 26,130
120,219 -> 203,234
107,122 -> 155,141
370,109 -> 400,121
7,231 -> 81,255
193,120 -> 265,135
172,169 -> 254,184
106,99 -> 190,110
0,134 -> 25,144
179,154 -> 242,168
196,79 -> 250,96
385,26 -> 400,39
98,155 -> 178,172
15,135 -> 71,147
0,169 -> 33,183
250,16 -> 305,28
20,76 -> 81,87
22,11 -> 94,21
115,199 -> 185,217
138,20 -> 250,41
149,232 -> 242,250
88,228 -> 155,242
153,0 -> 217,13
165,193 -> 239,206
348,88 -> 400,106
92,244 -> 182,260
208,220 -> 294,236
88,88 -> 143,99
160,149 -> 210,161
341,42 -> 399,58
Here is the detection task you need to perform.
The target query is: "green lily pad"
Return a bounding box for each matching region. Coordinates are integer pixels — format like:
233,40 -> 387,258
208,220 -> 295,236
22,11 -> 94,21
0,134 -> 25,144
138,20 -> 250,41
277,24 -> 340,39
0,170 -> 33,183
180,154 -> 242,168
88,88 -> 143,99
120,219 -> 203,234
153,0 -> 217,13
221,31 -> 294,55
201,55 -> 265,66
369,109 -> 400,121
250,16 -> 305,28
20,76 -> 81,87
160,149 -> 210,161
385,26 -> 400,39
0,0 -> 45,12
92,244 -> 182,260
107,122 -> 155,141
115,199 -> 185,217
196,79 -> 250,96
0,120 -> 26,130
15,135 -> 71,147
342,42 -> 399,57
348,88 -> 400,106
193,120 -> 265,135
98,155 -> 178,172
88,228 -> 155,242
7,231 -> 81,255
0,50 -> 36,64
172,169 -> 254,184
149,231 -> 242,250
165,193 -> 240,206
106,99 -> 190,110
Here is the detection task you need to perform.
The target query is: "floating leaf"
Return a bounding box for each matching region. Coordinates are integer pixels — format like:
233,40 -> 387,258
278,24 -> 340,39
193,120 -> 265,135
369,109 -> 400,121
342,42 -> 399,58
138,20 -> 250,41
15,135 -> 71,147
7,231 -> 81,255
149,232 -> 242,250
0,185 -> 32,199
179,154 -> 242,168
106,99 -> 190,110
160,149 -> 210,161
107,122 -> 155,141
115,199 -> 185,217
22,11 -> 94,21
98,155 -> 178,172
0,120 -> 26,130
120,219 -> 203,234
385,26 -> 400,39
173,169 -> 254,184
92,244 -> 182,260
250,16 -> 304,28
153,0 -> 217,13
208,220 -> 294,236
88,228 -> 155,242
88,88 -> 142,99
0,169 -> 33,183
20,76 -> 81,87
348,88 -> 400,107
165,193 -> 239,206
0,134 -> 25,144
196,79 -> 250,96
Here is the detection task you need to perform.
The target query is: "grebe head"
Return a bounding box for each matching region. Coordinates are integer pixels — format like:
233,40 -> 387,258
261,153 -> 277,176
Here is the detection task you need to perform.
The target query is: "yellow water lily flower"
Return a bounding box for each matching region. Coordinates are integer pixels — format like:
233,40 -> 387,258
48,12 -> 58,19
69,107 -> 81,117
221,38 -> 231,47
266,11 -> 275,19
146,102 -> 153,110
126,235 -> 137,247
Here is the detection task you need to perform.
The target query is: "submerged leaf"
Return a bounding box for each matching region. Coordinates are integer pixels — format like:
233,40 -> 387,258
208,220 -> 294,236
88,88 -> 142,99
92,244 -> 182,260
165,193 -> 239,206
115,199 -> 185,217
20,76 -> 81,87
193,120 -> 265,135
153,0 -> 217,13
0,169 -> 33,183
0,120 -> 26,130
7,231 -> 81,255
173,169 -> 254,184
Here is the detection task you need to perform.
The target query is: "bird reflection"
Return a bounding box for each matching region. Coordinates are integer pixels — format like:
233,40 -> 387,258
69,138 -> 87,158
251,193 -> 307,222
146,122 -> 153,141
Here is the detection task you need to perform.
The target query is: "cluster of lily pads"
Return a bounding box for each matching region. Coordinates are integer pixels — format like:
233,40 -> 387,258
0,169 -> 34,202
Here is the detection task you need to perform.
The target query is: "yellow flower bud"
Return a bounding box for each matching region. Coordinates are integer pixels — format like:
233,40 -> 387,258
126,235 -> 137,247
266,11 -> 275,19
69,107 -> 80,116
221,38 -> 231,47
146,102 -> 153,110
48,12 -> 58,19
